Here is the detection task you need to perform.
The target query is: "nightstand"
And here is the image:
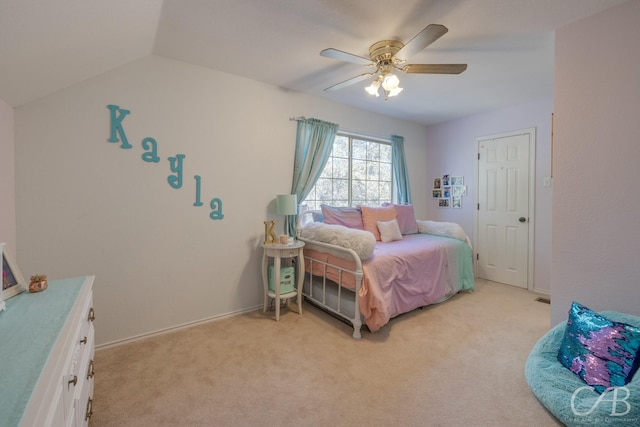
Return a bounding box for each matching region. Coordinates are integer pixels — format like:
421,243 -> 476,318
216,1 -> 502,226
261,241 -> 305,321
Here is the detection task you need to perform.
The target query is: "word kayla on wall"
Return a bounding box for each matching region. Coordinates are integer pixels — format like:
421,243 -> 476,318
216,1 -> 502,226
107,105 -> 224,220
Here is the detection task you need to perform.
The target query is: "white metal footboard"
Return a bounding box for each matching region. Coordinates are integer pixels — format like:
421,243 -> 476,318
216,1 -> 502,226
298,237 -> 364,339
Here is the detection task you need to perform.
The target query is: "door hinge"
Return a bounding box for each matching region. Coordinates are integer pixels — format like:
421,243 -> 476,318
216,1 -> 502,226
478,153 -> 480,160
477,203 -> 480,210
476,253 -> 479,260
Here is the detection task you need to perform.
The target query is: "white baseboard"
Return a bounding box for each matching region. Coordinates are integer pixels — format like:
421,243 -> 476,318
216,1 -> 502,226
95,304 -> 262,350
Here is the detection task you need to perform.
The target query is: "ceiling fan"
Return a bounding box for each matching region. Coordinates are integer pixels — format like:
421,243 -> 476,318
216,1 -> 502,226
320,24 -> 467,100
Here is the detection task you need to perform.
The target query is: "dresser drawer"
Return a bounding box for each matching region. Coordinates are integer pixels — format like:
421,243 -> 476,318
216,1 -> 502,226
76,369 -> 94,427
263,246 -> 302,259
62,292 -> 95,424
79,293 -> 95,345
62,330 -> 94,419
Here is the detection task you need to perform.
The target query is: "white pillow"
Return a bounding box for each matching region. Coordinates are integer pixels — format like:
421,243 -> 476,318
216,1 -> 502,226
299,221 -> 376,260
377,219 -> 403,243
416,220 -> 470,245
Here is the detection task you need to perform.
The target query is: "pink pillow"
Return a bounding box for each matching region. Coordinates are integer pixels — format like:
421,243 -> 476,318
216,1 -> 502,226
359,205 -> 397,241
320,205 -> 364,229
383,203 -> 418,235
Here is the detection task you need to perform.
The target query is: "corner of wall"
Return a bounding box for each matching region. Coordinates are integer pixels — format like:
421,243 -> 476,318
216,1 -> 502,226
0,97 -> 16,256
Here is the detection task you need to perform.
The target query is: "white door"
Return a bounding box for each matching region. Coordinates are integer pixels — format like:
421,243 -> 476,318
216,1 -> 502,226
476,130 -> 534,288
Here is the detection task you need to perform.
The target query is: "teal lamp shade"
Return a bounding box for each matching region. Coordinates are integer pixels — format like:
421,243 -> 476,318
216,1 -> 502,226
276,194 -> 297,238
276,194 -> 298,216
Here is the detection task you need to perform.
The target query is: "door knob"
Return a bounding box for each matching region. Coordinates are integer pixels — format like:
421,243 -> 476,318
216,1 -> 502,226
519,217 -> 527,223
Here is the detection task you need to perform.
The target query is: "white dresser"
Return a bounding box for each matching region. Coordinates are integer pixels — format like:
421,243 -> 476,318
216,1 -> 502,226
0,275 -> 95,427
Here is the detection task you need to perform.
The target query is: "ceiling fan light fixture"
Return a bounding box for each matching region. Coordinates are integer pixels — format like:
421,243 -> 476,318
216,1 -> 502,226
387,87 -> 403,98
379,73 -> 402,99
366,72 -> 403,99
322,24 -> 466,100
381,73 -> 400,92
365,78 -> 381,96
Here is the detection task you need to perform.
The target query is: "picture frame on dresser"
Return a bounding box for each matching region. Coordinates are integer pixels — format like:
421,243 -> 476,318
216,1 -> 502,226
2,243 -> 27,300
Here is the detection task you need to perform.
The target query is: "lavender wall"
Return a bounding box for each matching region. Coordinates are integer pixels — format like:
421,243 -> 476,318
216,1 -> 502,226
425,97 -> 553,294
552,0 -> 640,325
0,98 -> 16,256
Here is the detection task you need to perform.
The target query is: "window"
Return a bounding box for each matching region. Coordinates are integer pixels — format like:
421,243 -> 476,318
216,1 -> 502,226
303,133 -> 393,209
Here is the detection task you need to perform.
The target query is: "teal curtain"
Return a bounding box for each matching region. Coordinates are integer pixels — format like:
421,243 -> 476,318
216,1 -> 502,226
391,134 -> 412,204
289,117 -> 339,235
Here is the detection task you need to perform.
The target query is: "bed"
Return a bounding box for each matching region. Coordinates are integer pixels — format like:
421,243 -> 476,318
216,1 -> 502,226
297,204 -> 475,339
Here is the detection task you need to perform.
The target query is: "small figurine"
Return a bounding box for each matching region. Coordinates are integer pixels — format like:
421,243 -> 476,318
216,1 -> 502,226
29,274 -> 48,293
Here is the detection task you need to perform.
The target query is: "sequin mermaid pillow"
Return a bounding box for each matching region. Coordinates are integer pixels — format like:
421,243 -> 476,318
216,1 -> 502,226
557,302 -> 640,394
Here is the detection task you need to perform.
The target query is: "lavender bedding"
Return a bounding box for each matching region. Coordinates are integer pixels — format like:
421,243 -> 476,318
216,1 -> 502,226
303,233 -> 474,334
360,234 -> 474,331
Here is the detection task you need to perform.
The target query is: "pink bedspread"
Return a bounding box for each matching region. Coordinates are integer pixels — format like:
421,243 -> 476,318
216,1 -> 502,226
305,233 -> 474,332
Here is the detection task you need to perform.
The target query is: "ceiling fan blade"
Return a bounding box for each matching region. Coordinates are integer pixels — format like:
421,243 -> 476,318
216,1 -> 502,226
402,64 -> 467,74
397,24 -> 449,59
320,48 -> 373,66
324,72 -> 375,92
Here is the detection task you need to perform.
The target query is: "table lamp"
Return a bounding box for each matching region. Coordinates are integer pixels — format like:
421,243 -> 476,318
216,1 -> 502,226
276,194 -> 298,239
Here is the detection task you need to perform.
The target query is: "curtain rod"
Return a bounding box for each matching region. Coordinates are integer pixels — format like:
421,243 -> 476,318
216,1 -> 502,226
289,117 -> 392,142
338,128 -> 391,143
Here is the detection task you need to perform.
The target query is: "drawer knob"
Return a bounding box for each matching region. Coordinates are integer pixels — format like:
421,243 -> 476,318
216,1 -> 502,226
68,375 -> 77,387
85,397 -> 94,421
80,336 -> 87,345
87,359 -> 95,379
87,307 -> 96,322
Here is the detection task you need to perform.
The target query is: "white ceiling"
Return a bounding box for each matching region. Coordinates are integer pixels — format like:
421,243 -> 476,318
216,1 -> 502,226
0,0 -> 628,126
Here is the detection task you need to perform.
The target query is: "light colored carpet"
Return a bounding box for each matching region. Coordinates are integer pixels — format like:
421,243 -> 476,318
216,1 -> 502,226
91,279 -> 562,427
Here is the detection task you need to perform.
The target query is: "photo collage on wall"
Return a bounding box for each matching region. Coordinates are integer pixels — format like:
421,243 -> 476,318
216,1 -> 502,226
432,174 -> 466,208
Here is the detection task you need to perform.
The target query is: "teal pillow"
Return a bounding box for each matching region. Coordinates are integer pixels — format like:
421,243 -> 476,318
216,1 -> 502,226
557,302 -> 640,394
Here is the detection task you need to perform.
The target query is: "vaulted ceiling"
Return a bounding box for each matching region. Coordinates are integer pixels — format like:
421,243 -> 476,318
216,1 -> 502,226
0,0 -> 628,125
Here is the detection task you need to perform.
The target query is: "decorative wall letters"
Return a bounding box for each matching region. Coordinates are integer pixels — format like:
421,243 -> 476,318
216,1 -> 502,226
107,104 -> 224,220
263,220 -> 278,244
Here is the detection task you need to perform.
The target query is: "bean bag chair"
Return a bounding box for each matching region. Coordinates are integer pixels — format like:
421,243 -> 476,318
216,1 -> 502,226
525,309 -> 640,426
